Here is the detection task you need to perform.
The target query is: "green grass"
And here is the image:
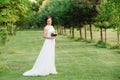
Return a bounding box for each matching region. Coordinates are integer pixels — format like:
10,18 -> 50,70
0,30 -> 120,80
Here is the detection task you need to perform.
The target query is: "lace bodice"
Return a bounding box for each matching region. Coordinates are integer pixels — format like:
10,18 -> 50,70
45,25 -> 55,37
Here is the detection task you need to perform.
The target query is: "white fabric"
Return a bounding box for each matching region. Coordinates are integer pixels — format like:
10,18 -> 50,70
23,25 -> 57,76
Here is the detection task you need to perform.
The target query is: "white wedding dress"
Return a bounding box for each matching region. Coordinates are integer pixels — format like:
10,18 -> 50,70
23,25 -> 57,76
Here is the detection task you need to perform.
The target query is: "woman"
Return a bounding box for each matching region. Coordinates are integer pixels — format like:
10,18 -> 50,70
23,16 -> 57,76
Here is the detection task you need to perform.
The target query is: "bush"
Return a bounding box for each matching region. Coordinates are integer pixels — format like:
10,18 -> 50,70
0,27 -> 9,45
110,44 -> 120,49
95,40 -> 110,48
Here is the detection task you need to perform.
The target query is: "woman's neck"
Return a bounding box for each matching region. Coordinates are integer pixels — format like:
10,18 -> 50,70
47,24 -> 52,26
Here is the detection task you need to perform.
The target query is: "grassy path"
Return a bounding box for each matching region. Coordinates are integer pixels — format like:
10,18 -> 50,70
0,31 -> 120,80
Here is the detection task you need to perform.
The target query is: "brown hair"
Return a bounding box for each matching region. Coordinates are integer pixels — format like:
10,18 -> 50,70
45,16 -> 52,24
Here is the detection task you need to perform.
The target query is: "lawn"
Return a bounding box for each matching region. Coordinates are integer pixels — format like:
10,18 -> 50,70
0,30 -> 120,80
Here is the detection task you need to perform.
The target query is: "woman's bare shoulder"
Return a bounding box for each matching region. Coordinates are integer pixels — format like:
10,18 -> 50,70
44,26 -> 49,30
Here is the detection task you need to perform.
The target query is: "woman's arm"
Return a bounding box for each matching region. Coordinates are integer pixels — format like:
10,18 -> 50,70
43,27 -> 55,39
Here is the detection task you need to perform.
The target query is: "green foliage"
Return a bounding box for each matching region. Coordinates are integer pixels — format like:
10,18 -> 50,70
95,0 -> 120,30
37,0 -> 98,27
94,21 -> 110,29
0,0 -> 32,44
1,0 -> 120,46
64,0 -> 98,26
95,40 -> 110,48
0,0 -> 10,5
110,45 -> 120,49
0,27 -> 9,44
86,39 -> 95,43
95,2 -> 111,28
74,38 -> 84,41
110,4 -> 120,30
37,0 -> 71,27
16,0 -> 45,29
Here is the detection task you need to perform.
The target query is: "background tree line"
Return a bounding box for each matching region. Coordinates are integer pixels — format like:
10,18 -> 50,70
0,0 -> 120,47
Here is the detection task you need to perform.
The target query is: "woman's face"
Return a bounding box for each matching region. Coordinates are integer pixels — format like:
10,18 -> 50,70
47,18 -> 52,25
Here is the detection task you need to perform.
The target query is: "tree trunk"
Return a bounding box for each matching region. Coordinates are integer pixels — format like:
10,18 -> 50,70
57,26 -> 60,34
79,27 -> 82,39
100,27 -> 103,41
117,29 -> 120,45
61,26 -> 63,34
84,25 -> 87,40
105,28 -> 107,43
11,23 -> 14,35
72,26 -> 74,38
60,26 -> 62,34
70,27 -> 72,36
2,24 -> 8,44
90,23 -> 93,40
97,0 -> 102,5
64,27 -> 66,35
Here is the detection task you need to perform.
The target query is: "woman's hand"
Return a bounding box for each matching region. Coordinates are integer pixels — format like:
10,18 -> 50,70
51,36 -> 56,39
43,28 -> 56,39
51,31 -> 57,36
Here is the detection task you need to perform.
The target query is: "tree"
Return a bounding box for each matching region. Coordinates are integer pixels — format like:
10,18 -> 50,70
0,0 -> 28,44
15,0 -> 42,29
109,0 -> 120,46
94,0 -> 113,43
66,0 -> 98,39
37,0 -> 72,28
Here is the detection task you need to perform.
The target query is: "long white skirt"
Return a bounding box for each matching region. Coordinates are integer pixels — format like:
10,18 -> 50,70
23,39 -> 57,76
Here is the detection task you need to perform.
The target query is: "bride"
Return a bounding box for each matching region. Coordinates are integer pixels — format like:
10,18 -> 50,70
23,16 -> 57,76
